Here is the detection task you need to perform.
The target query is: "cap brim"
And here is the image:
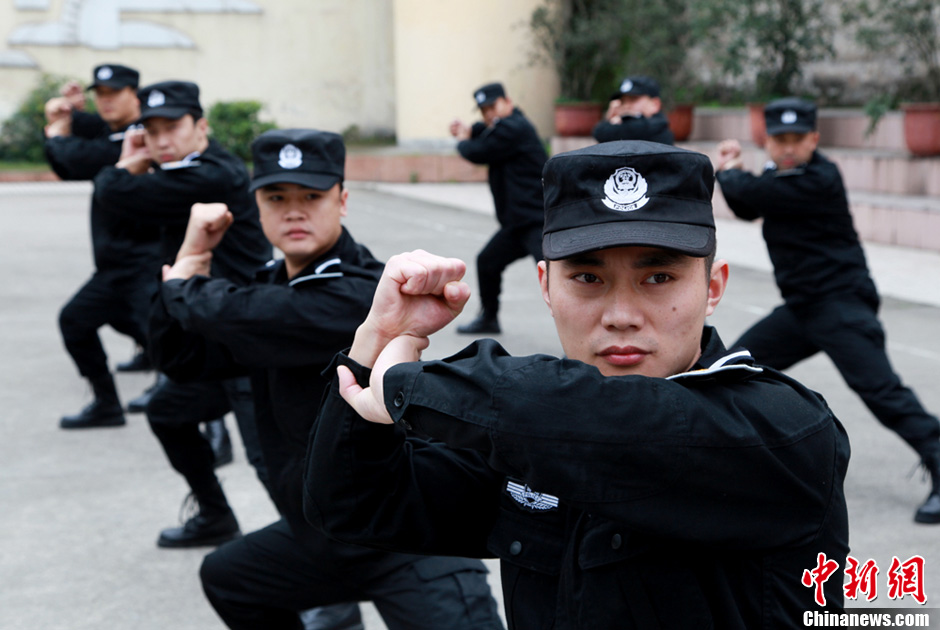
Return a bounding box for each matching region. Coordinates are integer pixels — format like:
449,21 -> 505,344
766,122 -> 814,136
137,107 -> 192,122
543,221 -> 715,260
87,81 -> 134,91
249,171 -> 342,193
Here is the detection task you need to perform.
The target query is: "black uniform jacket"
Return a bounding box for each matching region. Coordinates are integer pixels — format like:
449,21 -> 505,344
305,327 -> 851,629
458,108 -> 547,229
592,111 -> 675,145
716,151 -> 877,307
150,231 -> 432,576
94,139 -> 270,285
44,111 -> 162,275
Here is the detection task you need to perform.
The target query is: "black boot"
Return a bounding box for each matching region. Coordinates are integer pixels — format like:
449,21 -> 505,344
157,491 -> 240,548
116,347 -> 153,373
914,453 -> 940,524
60,374 -> 125,429
202,418 -> 234,468
457,311 -> 501,335
126,373 -> 167,414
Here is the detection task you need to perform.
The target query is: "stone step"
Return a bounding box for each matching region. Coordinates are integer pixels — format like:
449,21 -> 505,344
681,141 -> 940,198
712,185 -> 940,253
688,107 -> 906,152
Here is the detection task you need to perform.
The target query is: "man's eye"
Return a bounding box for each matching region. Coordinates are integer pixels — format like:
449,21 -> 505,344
645,273 -> 671,285
574,273 -> 600,284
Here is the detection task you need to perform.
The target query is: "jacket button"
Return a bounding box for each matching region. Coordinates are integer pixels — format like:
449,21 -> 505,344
393,392 -> 405,408
509,541 -> 522,555
611,534 -> 622,550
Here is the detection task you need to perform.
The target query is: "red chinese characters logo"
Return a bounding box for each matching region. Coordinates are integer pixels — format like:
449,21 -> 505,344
887,555 -> 926,605
844,556 -> 879,602
802,553 -> 840,606
801,554 -> 927,606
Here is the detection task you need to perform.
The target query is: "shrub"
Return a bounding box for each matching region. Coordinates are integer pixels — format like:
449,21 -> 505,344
0,73 -> 72,163
692,0 -> 835,101
207,101 -> 276,163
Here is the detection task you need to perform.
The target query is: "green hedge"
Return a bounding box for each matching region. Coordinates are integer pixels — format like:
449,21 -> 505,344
0,74 -> 73,162
207,100 -> 276,163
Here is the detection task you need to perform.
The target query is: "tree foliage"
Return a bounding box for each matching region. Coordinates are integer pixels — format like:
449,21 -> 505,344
0,73 -> 71,162
207,100 -> 276,163
529,0 -> 630,102
843,0 -> 940,102
691,0 -> 834,100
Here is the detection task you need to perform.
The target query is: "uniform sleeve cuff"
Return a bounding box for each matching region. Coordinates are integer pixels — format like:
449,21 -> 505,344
383,363 -> 427,430
322,350 -> 372,388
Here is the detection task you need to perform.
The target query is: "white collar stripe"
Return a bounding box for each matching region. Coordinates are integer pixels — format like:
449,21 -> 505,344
288,271 -> 343,287
708,350 -> 753,370
667,363 -> 763,381
314,258 -> 341,275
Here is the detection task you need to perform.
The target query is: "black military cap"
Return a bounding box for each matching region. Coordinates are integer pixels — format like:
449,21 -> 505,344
541,141 -> 715,260
613,76 -> 660,100
249,129 -> 345,192
473,83 -> 506,108
137,81 -> 202,122
764,97 -> 817,136
87,64 -> 139,91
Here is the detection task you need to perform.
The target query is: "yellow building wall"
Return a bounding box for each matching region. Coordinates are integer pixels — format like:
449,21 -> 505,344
0,0 -> 558,144
391,0 -> 558,144
0,0 -> 396,136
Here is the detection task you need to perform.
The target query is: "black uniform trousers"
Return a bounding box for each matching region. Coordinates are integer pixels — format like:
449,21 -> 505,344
735,295 -> 940,457
59,269 -> 157,379
477,223 -> 543,317
201,518 -> 503,630
146,376 -> 268,500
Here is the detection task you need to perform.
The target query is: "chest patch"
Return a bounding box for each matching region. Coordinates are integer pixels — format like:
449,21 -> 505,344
506,480 -> 559,511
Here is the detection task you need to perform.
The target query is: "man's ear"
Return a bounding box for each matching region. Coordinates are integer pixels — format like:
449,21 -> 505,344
706,258 -> 729,317
538,260 -> 554,316
807,131 -> 821,151
339,186 -> 349,217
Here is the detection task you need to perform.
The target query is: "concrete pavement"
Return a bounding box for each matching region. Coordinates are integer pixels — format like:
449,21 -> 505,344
3,180 -> 940,629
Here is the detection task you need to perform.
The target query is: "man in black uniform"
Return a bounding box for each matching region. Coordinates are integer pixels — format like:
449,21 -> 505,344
45,63 -> 163,429
94,80 -> 272,547
449,82 -> 547,334
306,141 -> 851,629
716,97 -> 940,523
592,75 -> 674,145
149,129 -> 504,630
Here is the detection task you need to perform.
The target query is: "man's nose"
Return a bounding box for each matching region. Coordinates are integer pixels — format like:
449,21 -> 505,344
601,291 -> 643,330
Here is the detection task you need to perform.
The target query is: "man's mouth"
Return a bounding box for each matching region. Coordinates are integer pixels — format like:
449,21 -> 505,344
598,346 -> 649,366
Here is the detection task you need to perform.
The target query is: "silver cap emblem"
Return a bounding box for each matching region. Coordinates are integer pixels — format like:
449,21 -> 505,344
147,90 -> 166,108
278,144 -> 303,170
603,166 -> 650,212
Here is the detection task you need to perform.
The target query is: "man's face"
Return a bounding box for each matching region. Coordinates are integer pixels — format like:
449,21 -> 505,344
480,97 -> 514,126
92,86 -> 139,129
256,182 -> 347,278
766,131 -> 819,170
142,114 -> 208,164
616,94 -> 661,118
538,246 -> 728,378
